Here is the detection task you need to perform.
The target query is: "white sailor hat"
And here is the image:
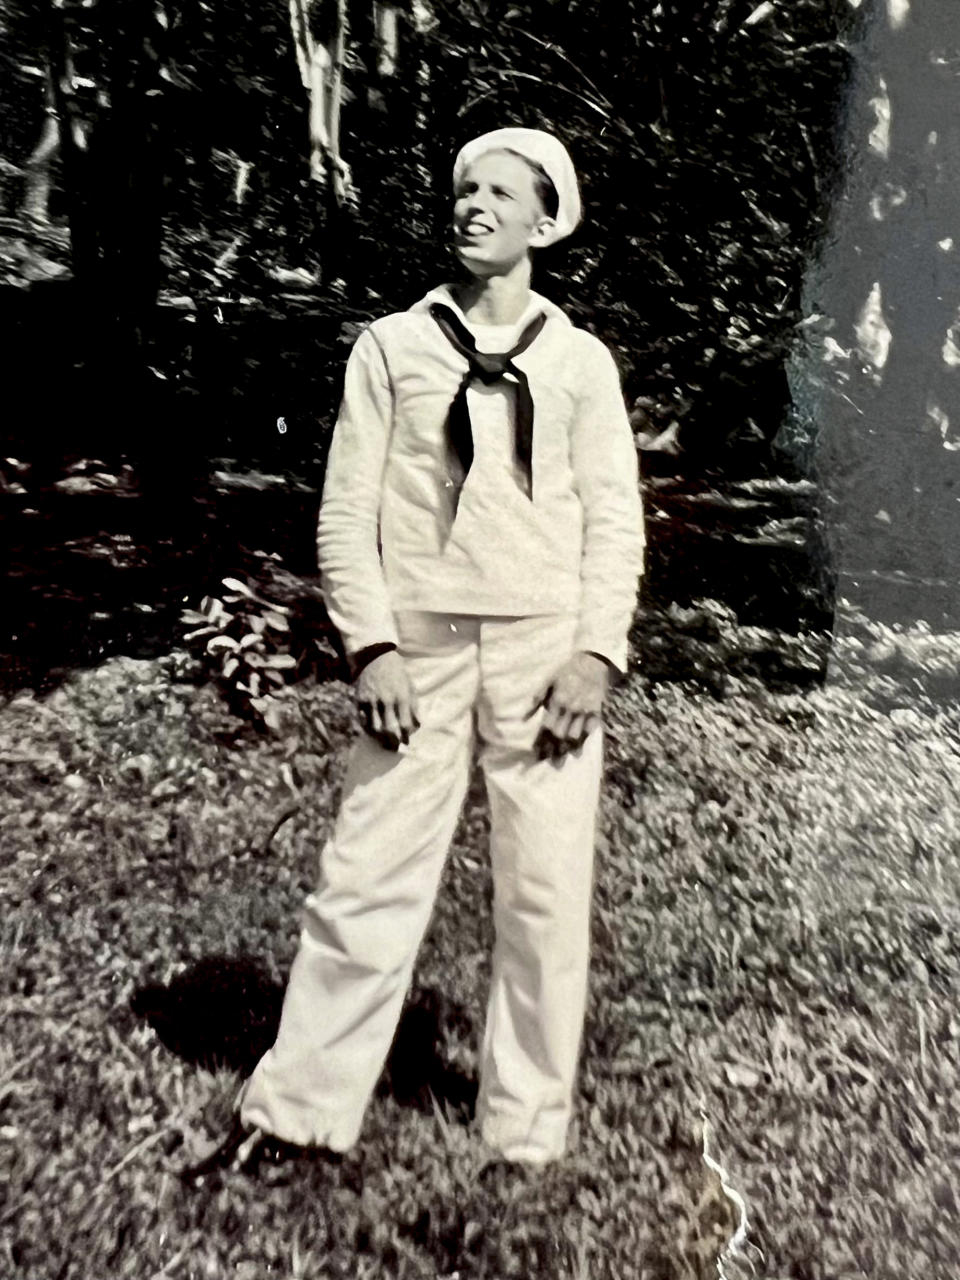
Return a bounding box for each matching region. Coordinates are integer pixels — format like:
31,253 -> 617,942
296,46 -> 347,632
453,127 -> 582,246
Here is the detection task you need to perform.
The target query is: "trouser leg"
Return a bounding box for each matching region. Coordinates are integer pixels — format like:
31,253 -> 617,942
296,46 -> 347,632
474,614 -> 603,1164
239,613 -> 479,1150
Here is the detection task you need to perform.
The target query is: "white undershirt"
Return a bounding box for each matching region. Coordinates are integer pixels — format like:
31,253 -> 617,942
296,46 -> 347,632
469,322 -> 521,352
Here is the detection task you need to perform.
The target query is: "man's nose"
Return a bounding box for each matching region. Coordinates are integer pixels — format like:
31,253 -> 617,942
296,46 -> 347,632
465,187 -> 491,215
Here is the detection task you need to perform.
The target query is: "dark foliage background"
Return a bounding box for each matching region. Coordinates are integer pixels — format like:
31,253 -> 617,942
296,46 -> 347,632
0,0 -> 864,687
1,0 -> 862,461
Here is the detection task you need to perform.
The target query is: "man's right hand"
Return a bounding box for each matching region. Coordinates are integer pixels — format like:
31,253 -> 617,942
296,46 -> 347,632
355,650 -> 420,751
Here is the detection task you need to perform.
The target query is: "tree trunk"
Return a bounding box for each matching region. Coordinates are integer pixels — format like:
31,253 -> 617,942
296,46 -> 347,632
47,0 -> 98,292
326,0 -> 349,207
95,0 -> 166,350
288,0 -> 351,202
287,0 -> 355,280
408,0 -> 435,180
799,0 -> 960,634
22,68 -> 59,226
373,2 -> 399,79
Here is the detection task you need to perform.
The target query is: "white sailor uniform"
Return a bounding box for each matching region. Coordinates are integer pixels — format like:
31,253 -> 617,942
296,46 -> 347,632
238,284 -> 644,1163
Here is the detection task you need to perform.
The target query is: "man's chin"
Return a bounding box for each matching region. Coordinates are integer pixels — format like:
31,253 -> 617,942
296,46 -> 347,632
453,246 -> 495,276
453,240 -> 487,260
453,246 -> 524,280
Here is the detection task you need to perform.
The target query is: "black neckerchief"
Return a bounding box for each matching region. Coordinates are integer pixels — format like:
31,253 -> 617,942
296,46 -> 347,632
429,302 -> 547,506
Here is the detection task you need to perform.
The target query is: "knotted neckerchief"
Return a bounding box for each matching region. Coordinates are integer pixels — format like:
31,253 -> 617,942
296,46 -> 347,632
429,302 -> 547,505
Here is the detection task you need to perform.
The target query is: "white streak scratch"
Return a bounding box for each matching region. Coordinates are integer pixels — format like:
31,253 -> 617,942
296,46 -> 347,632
855,282 -> 892,371
887,0 -> 910,30
700,1103 -> 756,1278
868,78 -> 891,158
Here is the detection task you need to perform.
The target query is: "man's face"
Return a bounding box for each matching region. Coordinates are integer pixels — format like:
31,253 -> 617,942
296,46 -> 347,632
452,151 -> 552,277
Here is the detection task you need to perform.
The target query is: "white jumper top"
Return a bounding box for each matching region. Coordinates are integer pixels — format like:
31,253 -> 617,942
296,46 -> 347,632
316,284 -> 645,673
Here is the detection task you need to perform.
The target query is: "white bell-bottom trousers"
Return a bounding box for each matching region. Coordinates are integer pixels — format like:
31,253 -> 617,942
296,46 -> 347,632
238,610 -> 603,1164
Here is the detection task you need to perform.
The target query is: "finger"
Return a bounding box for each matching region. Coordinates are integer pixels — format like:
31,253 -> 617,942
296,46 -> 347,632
538,711 -> 559,748
396,697 -> 418,746
367,699 -> 387,740
573,712 -> 601,754
358,700 -> 374,735
538,728 -> 568,762
567,712 -> 586,751
584,711 -> 602,736
551,705 -> 573,746
380,701 -> 402,752
525,684 -> 553,721
539,688 -> 566,734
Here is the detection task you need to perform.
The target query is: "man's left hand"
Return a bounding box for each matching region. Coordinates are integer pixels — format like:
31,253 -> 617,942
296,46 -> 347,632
531,651 -> 610,761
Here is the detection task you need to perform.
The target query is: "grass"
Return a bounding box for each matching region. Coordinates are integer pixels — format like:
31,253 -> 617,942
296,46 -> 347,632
2,603 -> 960,1278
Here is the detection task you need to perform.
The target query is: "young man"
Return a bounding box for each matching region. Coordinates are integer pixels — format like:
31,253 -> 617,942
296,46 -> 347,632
187,127 -> 644,1176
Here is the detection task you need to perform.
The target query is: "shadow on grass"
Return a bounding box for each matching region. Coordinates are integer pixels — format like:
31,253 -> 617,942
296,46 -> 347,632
131,955 -> 477,1118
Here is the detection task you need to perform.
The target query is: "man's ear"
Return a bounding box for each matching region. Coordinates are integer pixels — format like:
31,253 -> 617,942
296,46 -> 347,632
529,216 -> 558,248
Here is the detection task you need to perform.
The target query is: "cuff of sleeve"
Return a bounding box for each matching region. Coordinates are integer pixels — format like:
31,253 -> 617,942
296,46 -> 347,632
574,630 -> 629,679
347,641 -> 398,681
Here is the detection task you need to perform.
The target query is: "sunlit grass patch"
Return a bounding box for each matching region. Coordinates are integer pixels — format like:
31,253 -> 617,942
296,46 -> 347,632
2,615 -> 959,1277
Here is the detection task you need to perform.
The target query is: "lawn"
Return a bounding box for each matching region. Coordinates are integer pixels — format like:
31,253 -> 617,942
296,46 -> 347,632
2,601 -> 959,1279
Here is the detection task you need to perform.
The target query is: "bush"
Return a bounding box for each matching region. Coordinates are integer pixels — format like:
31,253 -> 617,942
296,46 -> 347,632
181,564 -> 337,731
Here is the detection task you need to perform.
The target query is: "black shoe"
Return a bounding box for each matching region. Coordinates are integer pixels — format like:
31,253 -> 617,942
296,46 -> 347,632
179,1115 -> 265,1183
180,1116 -> 342,1184
241,1134 -> 344,1183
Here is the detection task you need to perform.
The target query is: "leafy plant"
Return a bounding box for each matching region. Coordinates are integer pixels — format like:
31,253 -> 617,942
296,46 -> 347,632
181,575 -> 306,730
